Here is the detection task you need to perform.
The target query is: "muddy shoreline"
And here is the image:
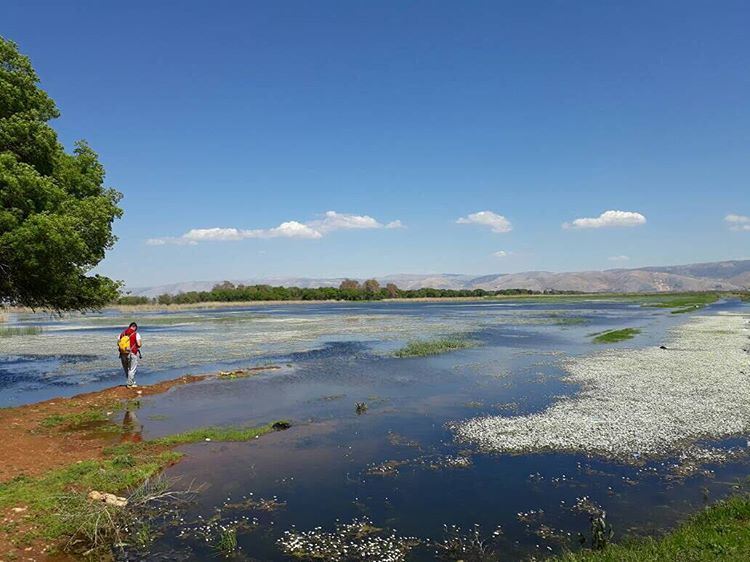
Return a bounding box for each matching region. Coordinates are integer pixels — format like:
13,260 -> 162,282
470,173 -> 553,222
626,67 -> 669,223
0,367 -> 280,559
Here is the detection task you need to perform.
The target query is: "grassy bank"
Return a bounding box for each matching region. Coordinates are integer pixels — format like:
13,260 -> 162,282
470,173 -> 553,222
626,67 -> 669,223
640,292 -> 722,314
0,420 -> 285,553
558,494 -> 750,561
592,328 -> 641,343
394,337 -> 474,357
0,386 -> 289,557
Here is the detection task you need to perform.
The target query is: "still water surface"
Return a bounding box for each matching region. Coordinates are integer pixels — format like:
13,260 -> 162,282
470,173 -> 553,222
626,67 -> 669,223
2,299 -> 748,559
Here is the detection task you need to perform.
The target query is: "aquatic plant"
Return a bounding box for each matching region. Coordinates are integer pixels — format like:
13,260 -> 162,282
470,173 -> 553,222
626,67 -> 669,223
278,517 -> 419,561
214,526 -> 238,556
394,337 -> 473,357
152,421 -> 284,446
433,523 -> 502,561
452,314 -> 750,461
54,475 -> 199,556
0,326 -> 42,337
591,328 -> 641,343
355,402 -> 368,414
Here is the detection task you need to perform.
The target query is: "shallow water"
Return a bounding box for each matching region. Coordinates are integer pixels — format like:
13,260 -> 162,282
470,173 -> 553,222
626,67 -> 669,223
3,299 -> 749,560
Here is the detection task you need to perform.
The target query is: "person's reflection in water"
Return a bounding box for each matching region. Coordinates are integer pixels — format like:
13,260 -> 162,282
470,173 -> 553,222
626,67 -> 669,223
121,406 -> 143,443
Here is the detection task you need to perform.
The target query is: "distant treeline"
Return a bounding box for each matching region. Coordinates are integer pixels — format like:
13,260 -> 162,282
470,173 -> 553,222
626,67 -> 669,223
117,279 -> 580,305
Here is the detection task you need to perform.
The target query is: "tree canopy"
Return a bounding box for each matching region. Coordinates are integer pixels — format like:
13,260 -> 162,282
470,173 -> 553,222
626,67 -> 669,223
0,37 -> 122,310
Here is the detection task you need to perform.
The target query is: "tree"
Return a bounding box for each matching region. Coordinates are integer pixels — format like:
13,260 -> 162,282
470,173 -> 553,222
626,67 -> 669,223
0,37 -> 123,310
339,279 -> 360,290
385,283 -> 399,298
363,278 -> 380,296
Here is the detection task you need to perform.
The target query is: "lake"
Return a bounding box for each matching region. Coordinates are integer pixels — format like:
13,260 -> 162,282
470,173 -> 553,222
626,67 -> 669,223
2,298 -> 749,560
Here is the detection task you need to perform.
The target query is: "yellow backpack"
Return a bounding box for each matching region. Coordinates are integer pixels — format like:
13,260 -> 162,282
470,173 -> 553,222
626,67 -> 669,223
118,335 -> 131,354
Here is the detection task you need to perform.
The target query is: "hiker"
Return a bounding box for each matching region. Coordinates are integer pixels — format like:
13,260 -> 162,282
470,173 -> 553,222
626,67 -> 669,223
118,322 -> 142,388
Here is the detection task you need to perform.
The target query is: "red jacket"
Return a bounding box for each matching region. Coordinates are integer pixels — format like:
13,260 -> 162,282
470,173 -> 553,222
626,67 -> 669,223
120,327 -> 141,354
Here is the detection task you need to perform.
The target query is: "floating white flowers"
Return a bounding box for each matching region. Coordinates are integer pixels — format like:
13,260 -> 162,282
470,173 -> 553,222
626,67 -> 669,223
452,313 -> 750,462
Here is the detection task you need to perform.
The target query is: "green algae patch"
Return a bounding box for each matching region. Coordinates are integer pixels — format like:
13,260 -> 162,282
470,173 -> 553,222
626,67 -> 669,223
394,337 -> 474,358
592,328 -> 641,344
556,494 -> 750,561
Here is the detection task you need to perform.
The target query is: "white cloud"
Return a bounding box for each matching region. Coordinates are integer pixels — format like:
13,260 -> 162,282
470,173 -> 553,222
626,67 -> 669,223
147,211 -> 402,245
493,250 -> 512,258
456,211 -> 512,233
563,210 -> 646,229
608,255 -> 630,262
725,214 -> 750,231
311,211 -> 382,233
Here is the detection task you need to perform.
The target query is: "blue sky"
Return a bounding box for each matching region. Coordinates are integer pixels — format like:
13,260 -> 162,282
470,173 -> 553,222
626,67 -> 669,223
5,1 -> 750,287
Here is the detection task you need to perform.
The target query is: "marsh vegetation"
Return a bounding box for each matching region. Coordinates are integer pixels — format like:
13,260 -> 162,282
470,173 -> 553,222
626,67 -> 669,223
591,328 -> 641,343
394,337 -> 474,357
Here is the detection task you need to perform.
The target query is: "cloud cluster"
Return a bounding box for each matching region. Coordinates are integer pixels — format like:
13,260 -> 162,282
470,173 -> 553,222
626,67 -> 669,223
456,211 -> 512,233
608,255 -> 630,262
493,250 -> 512,258
147,211 -> 403,245
563,210 -> 647,229
725,214 -> 750,232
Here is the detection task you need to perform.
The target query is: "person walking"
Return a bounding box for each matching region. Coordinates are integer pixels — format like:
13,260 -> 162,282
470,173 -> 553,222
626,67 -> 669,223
118,322 -> 142,388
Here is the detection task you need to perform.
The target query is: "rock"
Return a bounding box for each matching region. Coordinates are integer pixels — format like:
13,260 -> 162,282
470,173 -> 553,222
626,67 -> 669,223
659,345 -> 668,350
272,421 -> 292,430
12,506 -> 27,513
88,490 -> 128,507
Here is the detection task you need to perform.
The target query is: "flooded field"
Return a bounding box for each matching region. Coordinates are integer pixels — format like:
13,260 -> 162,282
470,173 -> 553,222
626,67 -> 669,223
2,298 -> 749,560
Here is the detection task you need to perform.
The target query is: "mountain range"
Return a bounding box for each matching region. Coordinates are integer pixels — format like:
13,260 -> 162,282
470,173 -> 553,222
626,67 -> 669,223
129,259 -> 750,298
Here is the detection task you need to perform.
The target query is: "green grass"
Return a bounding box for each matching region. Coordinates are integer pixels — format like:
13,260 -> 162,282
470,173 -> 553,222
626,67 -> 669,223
640,293 -> 720,311
0,452 -> 178,543
557,494 -> 750,561
152,421 -> 285,446
40,409 -> 109,429
214,527 -> 239,556
592,328 -> 641,343
0,326 -> 42,337
394,337 -> 474,358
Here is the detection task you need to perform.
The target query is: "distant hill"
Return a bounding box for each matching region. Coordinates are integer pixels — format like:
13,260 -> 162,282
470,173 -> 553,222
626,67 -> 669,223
128,259 -> 750,298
